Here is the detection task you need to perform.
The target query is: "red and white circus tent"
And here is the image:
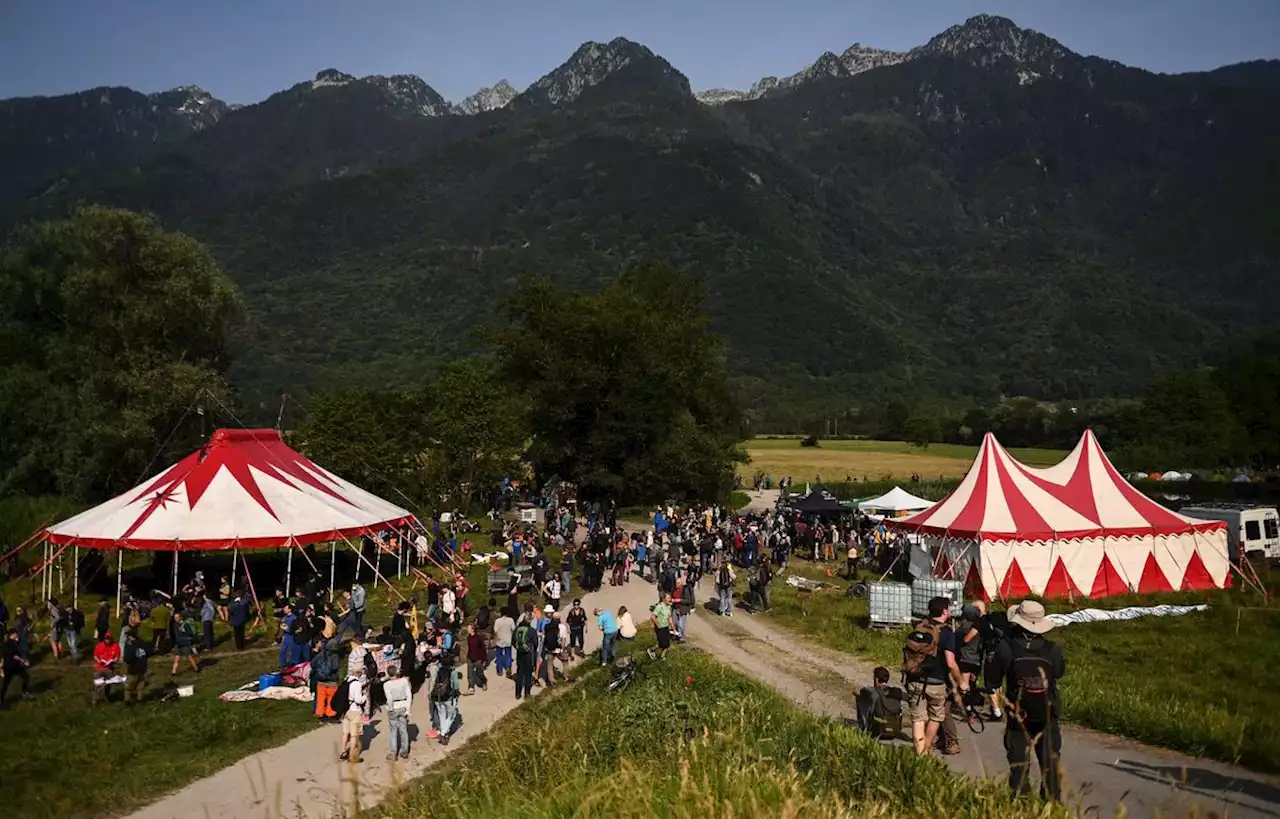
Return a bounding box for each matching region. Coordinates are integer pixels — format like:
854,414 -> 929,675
40,428 -> 418,609
46,428 -> 415,550
891,430 -> 1231,600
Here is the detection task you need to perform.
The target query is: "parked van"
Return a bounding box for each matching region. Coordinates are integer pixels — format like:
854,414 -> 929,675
1180,504 -> 1280,562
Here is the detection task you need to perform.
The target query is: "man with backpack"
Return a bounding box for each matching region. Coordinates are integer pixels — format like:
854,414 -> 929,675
715,558 -> 736,617
512,614 -> 537,699
987,600 -> 1067,802
429,654 -> 462,746
902,596 -> 966,756
856,666 -> 906,739
169,610 -> 200,678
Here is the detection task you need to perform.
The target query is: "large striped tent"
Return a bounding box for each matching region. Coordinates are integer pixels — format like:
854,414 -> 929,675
46,428 -> 416,551
891,430 -> 1231,600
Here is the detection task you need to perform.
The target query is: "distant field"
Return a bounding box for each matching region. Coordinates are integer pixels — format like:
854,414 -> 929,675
742,438 -> 1066,481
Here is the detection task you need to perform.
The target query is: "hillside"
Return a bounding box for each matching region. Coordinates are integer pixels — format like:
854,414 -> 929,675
1,15 -> 1278,415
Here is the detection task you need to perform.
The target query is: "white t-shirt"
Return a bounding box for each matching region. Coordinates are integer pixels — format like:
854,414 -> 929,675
545,578 -> 561,600
441,588 -> 456,615
347,678 -> 367,713
383,676 -> 412,712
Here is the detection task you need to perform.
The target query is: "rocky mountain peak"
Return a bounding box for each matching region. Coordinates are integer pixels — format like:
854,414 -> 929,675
453,79 -> 518,115
916,14 -> 1071,68
519,37 -> 691,106
146,85 -> 230,130
312,68 -> 356,88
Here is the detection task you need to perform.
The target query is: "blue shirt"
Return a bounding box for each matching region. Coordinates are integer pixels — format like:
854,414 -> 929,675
597,611 -> 618,635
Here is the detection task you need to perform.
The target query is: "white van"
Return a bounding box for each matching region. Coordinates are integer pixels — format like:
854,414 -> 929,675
1180,505 -> 1280,561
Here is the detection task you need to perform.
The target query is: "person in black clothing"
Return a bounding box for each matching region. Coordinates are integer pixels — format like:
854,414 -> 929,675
94,600 -> 111,641
986,600 -> 1067,802
2,628 -> 35,705
566,599 -> 587,656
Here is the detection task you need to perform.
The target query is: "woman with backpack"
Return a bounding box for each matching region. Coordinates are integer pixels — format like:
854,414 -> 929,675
427,654 -> 462,746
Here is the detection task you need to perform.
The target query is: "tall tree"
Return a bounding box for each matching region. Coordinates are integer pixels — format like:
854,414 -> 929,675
425,356 -> 528,506
0,206 -> 240,499
291,388 -> 433,509
491,264 -> 745,504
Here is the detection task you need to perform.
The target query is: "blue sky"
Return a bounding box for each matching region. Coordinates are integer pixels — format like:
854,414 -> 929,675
2,0 -> 1277,104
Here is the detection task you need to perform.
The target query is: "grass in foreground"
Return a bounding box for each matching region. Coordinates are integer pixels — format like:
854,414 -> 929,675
756,561 -> 1280,772
742,438 -> 1066,482
369,640 -> 1063,819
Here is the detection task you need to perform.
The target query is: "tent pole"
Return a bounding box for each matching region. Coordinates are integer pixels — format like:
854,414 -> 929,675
115,549 -> 123,617
172,548 -> 179,597
354,538 -> 361,583
42,540 -> 49,601
231,547 -> 238,589
339,534 -> 405,602
58,547 -> 64,595
285,543 -> 294,598
239,552 -> 265,630
330,542 -> 336,600
72,545 -> 79,609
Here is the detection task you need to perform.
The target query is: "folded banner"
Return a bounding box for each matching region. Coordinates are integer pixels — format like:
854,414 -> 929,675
1045,604 -> 1208,627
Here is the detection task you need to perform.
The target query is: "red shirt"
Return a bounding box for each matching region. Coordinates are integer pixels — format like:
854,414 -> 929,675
93,640 -> 121,671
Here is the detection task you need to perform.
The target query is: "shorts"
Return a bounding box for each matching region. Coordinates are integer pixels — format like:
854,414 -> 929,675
655,626 -> 671,650
175,645 -> 194,657
958,661 -> 981,677
907,682 -> 948,724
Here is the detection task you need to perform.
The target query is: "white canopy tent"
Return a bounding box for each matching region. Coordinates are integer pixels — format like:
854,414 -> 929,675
857,486 -> 935,515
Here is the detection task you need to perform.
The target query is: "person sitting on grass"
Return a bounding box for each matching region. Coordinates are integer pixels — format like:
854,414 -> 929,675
92,631 -> 122,704
617,606 -> 637,640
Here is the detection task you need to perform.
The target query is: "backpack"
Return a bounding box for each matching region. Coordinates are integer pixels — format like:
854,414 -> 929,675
430,667 -> 455,701
544,625 -> 559,653
330,679 -> 350,713
1007,637 -> 1057,724
717,565 -> 731,587
514,623 -> 534,654
901,619 -> 943,680
857,686 -> 904,739
312,649 -> 332,680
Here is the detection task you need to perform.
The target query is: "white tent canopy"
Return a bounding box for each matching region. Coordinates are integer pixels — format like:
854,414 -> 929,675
858,486 -> 934,513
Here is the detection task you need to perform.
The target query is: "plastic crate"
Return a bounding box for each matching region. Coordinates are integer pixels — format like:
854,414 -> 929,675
911,578 -> 964,618
868,581 -> 913,626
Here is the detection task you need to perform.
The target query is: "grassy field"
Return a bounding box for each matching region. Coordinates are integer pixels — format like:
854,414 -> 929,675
369,637 -> 1063,819
0,515 -> 581,819
742,438 -> 1066,482
751,561 -> 1280,772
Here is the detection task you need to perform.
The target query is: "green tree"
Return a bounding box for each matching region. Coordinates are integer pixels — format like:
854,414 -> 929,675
1119,371 -> 1241,469
291,388 -> 432,508
424,356 -> 528,507
491,263 -> 745,504
0,206 -> 240,499
904,413 -> 941,448
1212,334 -> 1280,468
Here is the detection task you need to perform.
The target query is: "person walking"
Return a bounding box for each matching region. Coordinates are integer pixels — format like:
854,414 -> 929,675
1,628 -> 34,706
431,654 -> 462,745
674,580 -> 692,642
383,664 -> 413,760
94,600 -> 111,642
228,592 -> 250,651
169,610 -> 200,678
903,597 -> 964,756
465,623 -> 488,692
349,581 -> 367,635
988,600 -> 1067,802
566,599 -> 587,657
715,559 -> 736,617
122,633 -> 149,707
513,615 -> 536,699
651,593 -> 674,656
340,665 -> 368,763
493,607 -> 515,678
200,594 -> 217,652
595,607 -> 619,666
62,601 -> 85,661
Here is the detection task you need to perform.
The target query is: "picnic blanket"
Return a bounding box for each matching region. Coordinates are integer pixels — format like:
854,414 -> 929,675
785,575 -> 825,591
219,685 -> 312,703
1046,604 -> 1208,627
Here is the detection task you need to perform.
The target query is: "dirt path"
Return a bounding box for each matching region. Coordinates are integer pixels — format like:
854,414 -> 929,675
125,576 -> 661,819
685,582 -> 1280,819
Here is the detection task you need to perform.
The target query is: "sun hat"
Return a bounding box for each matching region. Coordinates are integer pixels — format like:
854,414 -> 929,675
543,604 -> 554,613
1007,600 -> 1055,634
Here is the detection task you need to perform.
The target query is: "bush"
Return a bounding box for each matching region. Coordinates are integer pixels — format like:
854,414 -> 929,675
800,435 -> 820,448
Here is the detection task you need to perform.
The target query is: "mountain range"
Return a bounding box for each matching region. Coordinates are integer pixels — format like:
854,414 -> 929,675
1,14 -> 1278,421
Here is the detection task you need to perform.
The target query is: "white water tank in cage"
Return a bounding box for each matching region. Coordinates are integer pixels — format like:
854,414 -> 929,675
868,581 -> 913,626
911,578 -> 964,618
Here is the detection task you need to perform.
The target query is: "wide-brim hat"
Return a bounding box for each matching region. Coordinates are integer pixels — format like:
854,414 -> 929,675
1008,600 -> 1055,634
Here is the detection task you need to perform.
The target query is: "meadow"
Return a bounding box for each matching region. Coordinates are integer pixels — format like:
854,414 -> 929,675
751,561 -> 1280,772
369,637 -> 1065,819
742,438 -> 1066,483
0,500 -> 581,818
